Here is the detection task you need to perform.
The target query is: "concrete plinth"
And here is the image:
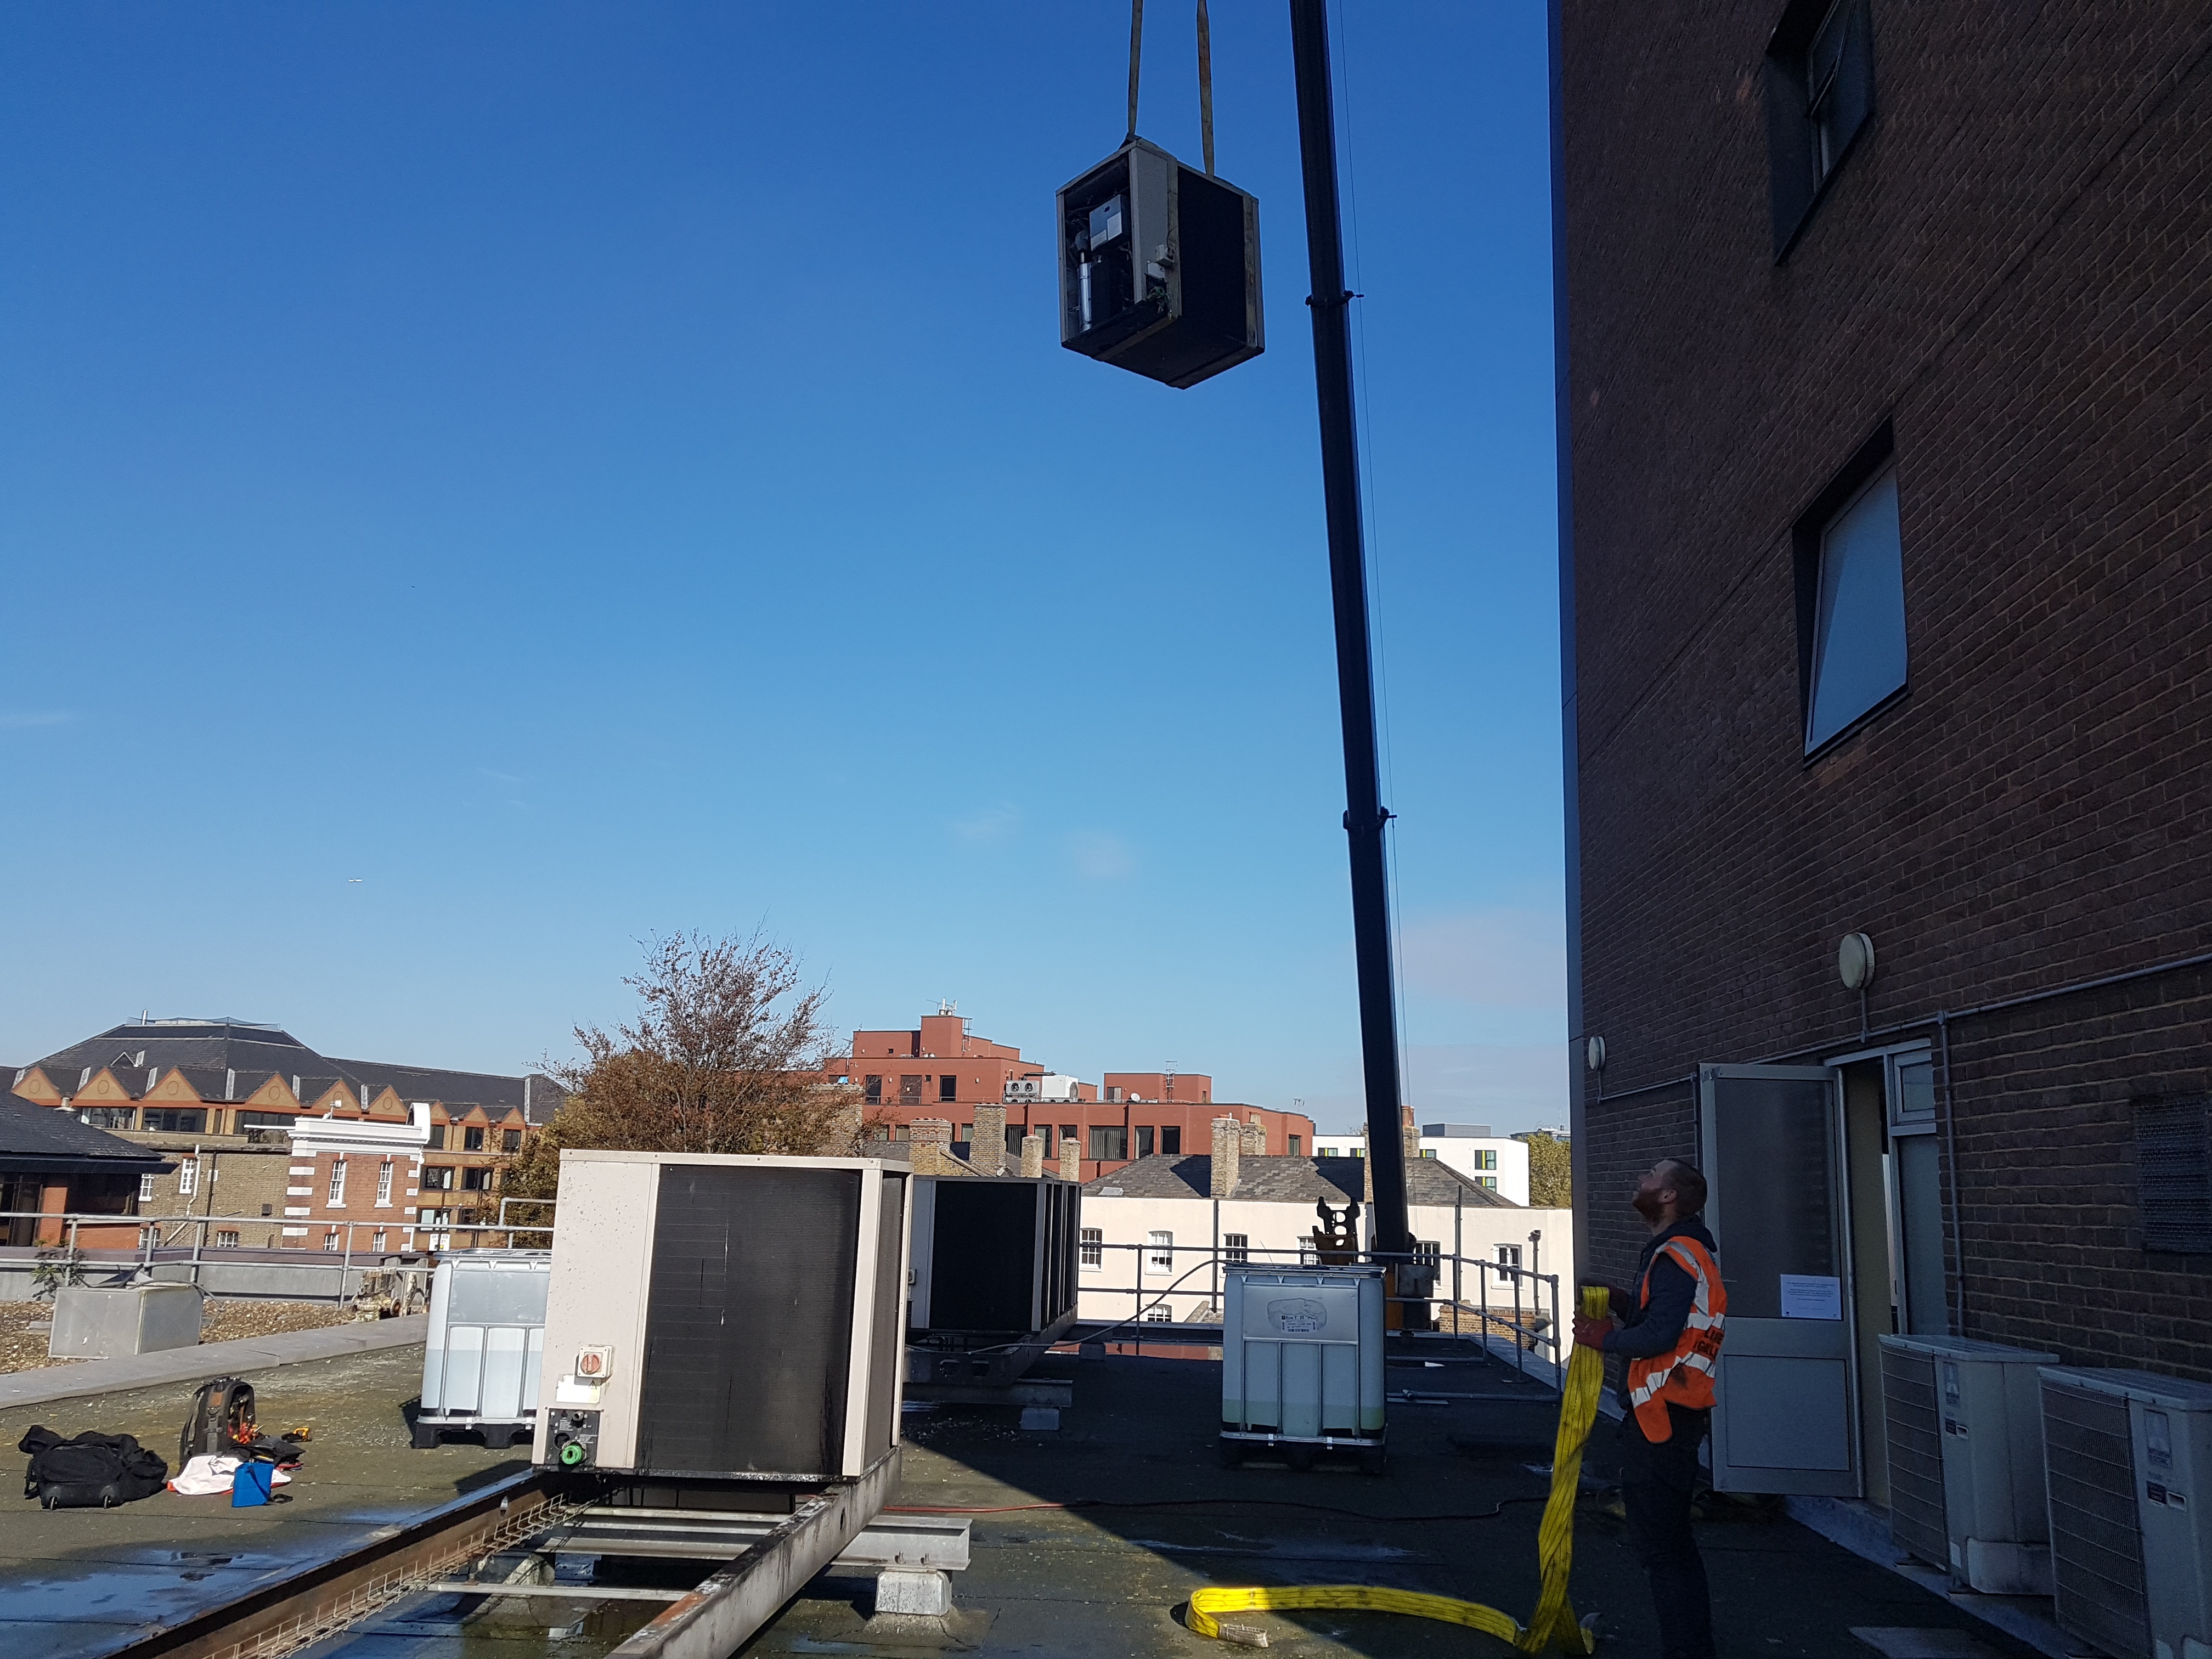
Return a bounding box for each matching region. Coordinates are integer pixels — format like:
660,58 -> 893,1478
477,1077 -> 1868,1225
874,1567 -> 952,1616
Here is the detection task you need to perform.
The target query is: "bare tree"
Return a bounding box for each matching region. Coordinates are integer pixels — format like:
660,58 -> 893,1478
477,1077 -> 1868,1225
506,932 -> 858,1204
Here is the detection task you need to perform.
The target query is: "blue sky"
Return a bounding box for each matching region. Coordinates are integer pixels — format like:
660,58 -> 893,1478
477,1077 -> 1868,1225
0,3 -> 1565,1133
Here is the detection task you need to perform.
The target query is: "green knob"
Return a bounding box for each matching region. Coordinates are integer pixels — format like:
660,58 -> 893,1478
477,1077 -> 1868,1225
557,1440 -> 586,1466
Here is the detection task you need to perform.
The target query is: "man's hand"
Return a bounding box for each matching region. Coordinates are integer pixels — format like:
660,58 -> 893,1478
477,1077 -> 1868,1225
1571,1313 -> 1616,1351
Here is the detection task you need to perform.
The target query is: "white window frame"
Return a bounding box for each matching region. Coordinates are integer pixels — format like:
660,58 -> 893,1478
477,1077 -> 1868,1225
375,1161 -> 393,1206
1147,1230 -> 1174,1271
1143,1304 -> 1173,1324
138,1173 -> 156,1203
1223,1232 -> 1249,1265
1080,1226 -> 1103,1268
215,1229 -> 239,1249
328,1159 -> 347,1206
177,1159 -> 198,1197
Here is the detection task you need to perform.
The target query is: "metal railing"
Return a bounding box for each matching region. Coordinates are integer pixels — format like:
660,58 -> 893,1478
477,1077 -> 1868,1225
0,1209 -> 554,1307
1073,1239 -> 1565,1378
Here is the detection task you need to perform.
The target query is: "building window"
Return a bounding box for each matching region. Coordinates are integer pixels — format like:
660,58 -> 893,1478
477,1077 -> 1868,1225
1481,1176 -> 1499,1190
1417,1240 -> 1441,1266
143,1108 -> 206,1133
138,1173 -> 156,1203
1496,1243 -> 1522,1268
1421,1149 -> 1437,1159
899,1075 -> 924,1105
1060,1124 -> 1079,1152
421,1166 -> 455,1192
372,1229 -> 388,1251
462,1127 -> 486,1152
502,1128 -> 522,1152
864,1075 -> 882,1104
1161,1126 -> 1182,1155
1765,0 -> 1875,259
427,1125 -> 447,1149
79,1106 -> 136,1128
1474,1149 -> 1498,1171
376,1163 -> 393,1206
260,1204 -> 273,1217
237,1110 -> 294,1130
2138,1098 -> 2211,1252
1106,1087 -> 1123,1104
177,1159 -> 199,1197
1080,1227 -> 1103,1267
329,1160 -> 348,1206
323,1229 -> 341,1251
215,1230 -> 239,1248
1147,1231 -> 1174,1270
1223,1233 -> 1249,1265
1144,1305 -> 1173,1324
462,1166 -> 491,1192
1090,1125 -> 1127,1162
939,1075 -> 957,1102
1135,1126 -> 1155,1158
1795,433 -> 1905,755
1286,1135 -> 1301,1155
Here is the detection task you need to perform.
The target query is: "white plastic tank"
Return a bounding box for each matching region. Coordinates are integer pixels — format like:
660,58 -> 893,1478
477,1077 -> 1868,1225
416,1249 -> 550,1447
1222,1267 -> 1385,1441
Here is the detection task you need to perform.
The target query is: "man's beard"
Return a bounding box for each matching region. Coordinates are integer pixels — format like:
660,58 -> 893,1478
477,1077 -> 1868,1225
1631,1189 -> 1667,1221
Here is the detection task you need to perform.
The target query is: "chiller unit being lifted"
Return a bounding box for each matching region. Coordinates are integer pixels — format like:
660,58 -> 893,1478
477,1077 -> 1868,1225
533,1152 -> 910,1483
1878,1333 -> 2058,1594
907,1174 -> 1082,1387
1057,137 -> 1262,389
2040,1365 -> 2212,1659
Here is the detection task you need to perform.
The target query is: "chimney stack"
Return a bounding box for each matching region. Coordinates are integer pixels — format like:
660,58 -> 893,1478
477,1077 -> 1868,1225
973,1105 -> 1007,1175
1244,1114 -> 1267,1157
910,1118 -> 954,1176
1020,1132 -> 1044,1179
1059,1135 -> 1082,1182
1211,1116 -> 1242,1199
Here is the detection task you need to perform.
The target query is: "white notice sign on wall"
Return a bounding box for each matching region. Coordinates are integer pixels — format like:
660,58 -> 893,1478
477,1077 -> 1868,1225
1779,1274 -> 1843,1320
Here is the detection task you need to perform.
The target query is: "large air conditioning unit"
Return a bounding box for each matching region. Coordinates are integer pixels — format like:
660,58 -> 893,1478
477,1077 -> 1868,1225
1220,1266 -> 1386,1474
416,1249 -> 551,1449
2040,1365 -> 2212,1659
907,1175 -> 1081,1387
1879,1334 -> 2058,1593
533,1152 -> 910,1482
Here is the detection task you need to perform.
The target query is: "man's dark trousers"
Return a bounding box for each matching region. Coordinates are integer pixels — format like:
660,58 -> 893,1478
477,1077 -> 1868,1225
1617,1402 -> 1714,1659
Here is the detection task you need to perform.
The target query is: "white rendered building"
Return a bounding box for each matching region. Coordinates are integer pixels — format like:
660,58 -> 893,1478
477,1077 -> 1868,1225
1310,1123 -> 1533,1206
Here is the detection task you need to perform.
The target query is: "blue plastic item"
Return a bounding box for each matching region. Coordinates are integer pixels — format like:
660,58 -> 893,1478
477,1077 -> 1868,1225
230,1460 -> 274,1507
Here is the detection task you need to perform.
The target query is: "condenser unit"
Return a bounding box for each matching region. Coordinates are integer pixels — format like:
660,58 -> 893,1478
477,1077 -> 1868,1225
907,1174 -> 1081,1389
1221,1266 -> 1386,1473
1880,1334 -> 2058,1593
1057,137 -> 1262,388
2040,1365 -> 2212,1659
533,1152 -> 910,1482
416,1249 -> 550,1449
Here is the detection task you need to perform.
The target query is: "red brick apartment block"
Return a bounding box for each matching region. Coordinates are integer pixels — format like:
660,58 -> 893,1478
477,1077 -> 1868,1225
1555,0 -> 2212,1489
842,1012 -> 1311,1180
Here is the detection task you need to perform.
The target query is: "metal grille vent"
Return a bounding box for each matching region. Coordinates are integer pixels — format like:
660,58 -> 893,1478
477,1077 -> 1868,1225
1881,1344 -> 1946,1568
2137,1097 -> 2212,1252
2043,1377 -> 2150,1659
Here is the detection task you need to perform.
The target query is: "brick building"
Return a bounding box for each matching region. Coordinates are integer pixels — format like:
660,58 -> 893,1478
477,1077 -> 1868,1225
841,1008 -> 1314,1180
1555,1 -> 2212,1501
10,1018 -> 562,1249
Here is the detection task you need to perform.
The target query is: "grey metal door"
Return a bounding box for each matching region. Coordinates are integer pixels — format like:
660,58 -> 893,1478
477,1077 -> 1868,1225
1699,1063 -> 1861,1496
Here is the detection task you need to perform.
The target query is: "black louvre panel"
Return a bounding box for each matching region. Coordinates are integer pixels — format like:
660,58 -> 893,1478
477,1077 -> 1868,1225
2042,1378 -> 2149,1659
636,1164 -> 860,1477
2137,1098 -> 2212,1252
928,1182 -> 1038,1335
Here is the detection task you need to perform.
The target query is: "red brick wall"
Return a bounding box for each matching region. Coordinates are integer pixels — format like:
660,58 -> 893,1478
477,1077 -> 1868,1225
1560,4 -> 2212,1370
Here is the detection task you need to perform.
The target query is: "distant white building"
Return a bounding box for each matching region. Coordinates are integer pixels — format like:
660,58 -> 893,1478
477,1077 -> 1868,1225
1077,1152 -> 1572,1339
1311,1122 -> 1533,1207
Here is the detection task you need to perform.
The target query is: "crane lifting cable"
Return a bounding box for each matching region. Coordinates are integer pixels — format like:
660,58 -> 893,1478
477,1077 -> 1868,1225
1185,1288 -> 1609,1653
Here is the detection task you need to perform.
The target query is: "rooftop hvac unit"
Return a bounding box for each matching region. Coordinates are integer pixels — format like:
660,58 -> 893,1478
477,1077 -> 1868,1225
907,1175 -> 1081,1389
2040,1365 -> 2212,1659
415,1250 -> 550,1449
1879,1334 -> 2058,1593
533,1152 -> 909,1483
1221,1267 -> 1386,1474
1057,137 -> 1262,389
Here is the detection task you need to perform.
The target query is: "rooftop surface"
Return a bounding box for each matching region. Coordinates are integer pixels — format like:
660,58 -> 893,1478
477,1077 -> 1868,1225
0,1337 -> 2044,1659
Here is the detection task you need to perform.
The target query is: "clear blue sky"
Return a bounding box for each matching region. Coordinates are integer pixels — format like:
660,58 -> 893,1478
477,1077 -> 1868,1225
0,3 -> 1565,1133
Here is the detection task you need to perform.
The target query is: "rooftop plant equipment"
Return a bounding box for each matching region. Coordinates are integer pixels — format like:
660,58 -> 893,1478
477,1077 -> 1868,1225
1056,1 -> 1262,388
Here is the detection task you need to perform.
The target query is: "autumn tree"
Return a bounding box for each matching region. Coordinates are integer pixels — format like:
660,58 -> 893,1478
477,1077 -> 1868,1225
1514,1130 -> 1572,1208
505,932 -> 859,1206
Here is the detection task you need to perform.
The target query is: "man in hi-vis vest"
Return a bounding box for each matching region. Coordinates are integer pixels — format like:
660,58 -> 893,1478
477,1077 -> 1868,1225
1573,1159 -> 1725,1659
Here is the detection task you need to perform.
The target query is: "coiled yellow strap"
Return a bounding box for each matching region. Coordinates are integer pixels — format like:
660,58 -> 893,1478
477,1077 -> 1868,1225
1188,1285 -> 1609,1654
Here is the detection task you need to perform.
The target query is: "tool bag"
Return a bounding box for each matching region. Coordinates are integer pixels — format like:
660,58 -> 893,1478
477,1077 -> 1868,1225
18,1426 -> 169,1509
179,1377 -> 304,1468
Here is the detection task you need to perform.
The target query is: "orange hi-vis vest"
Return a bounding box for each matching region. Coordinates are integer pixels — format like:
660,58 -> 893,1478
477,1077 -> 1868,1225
1626,1234 -> 1726,1442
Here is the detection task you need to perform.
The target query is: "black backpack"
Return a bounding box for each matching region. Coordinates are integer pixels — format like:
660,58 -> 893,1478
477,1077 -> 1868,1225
179,1376 -> 301,1468
19,1426 -> 169,1509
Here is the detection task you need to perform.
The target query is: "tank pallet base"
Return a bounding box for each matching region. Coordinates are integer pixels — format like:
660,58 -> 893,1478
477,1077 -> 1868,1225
413,1418 -> 532,1451
1218,1430 -> 1387,1475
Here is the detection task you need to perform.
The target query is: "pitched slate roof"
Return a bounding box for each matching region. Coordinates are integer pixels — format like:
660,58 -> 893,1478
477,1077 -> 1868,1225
31,1020 -> 566,1120
1086,1153 -> 1519,1208
0,1098 -> 172,1174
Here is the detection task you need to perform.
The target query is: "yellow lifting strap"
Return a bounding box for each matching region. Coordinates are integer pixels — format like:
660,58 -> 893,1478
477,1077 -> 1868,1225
1187,1285 -> 1610,1654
